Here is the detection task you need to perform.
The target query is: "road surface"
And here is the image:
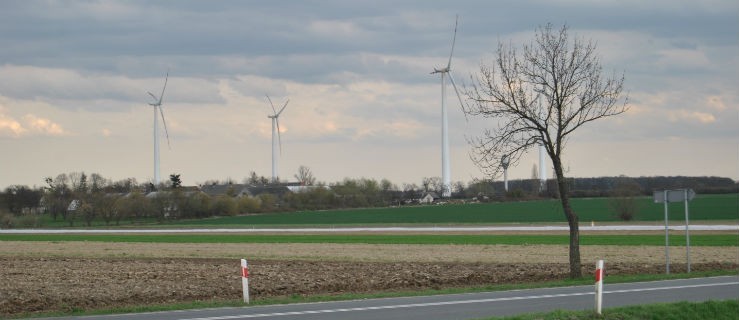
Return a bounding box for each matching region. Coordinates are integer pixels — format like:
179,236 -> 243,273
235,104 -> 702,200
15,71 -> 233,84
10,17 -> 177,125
40,276 -> 739,320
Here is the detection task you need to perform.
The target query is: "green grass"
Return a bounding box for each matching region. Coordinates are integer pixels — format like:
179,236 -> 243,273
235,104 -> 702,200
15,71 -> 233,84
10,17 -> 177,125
29,194 -> 737,228
11,271 -> 737,319
1,234 -> 736,246
167,193 -> 738,226
481,300 -> 739,320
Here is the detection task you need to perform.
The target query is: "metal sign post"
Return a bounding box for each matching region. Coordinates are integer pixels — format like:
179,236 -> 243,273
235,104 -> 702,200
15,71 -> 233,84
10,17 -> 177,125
684,189 -> 691,273
653,189 -> 695,274
663,190 -> 669,274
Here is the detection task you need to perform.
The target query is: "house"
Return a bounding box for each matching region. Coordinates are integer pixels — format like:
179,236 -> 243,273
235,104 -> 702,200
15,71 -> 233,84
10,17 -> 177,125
199,183 -> 293,198
200,184 -> 250,197
419,192 -> 439,204
67,199 -> 80,212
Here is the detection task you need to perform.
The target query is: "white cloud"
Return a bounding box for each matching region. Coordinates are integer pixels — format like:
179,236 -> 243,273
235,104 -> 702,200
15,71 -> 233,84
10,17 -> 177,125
23,114 -> 68,136
668,110 -> 716,124
0,113 -> 26,137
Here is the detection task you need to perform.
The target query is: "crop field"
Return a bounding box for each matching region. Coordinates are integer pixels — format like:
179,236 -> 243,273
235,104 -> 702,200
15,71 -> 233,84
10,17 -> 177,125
166,194 -> 738,226
2,229 -> 737,317
1,194 -> 736,317
32,193 -> 737,228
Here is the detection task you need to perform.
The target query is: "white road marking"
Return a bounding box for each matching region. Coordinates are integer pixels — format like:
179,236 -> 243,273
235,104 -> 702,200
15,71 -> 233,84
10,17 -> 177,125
180,282 -> 739,320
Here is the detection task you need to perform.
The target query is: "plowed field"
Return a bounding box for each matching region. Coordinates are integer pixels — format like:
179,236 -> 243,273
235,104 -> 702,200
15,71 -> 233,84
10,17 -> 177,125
1,241 -> 736,317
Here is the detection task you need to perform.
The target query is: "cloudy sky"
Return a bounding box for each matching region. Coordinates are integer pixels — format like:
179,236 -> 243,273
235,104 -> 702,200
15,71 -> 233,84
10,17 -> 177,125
1,0 -> 737,189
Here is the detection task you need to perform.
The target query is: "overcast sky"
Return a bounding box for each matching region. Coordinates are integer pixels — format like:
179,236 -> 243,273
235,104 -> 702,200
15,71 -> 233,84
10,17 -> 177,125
1,0 -> 737,189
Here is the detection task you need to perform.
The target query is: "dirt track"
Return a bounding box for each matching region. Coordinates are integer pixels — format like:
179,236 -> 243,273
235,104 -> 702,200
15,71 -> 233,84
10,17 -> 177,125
1,241 -> 737,317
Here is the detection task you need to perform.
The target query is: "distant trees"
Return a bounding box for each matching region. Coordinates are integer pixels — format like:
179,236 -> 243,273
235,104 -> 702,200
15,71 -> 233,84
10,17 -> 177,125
1,168 -> 734,229
3,185 -> 42,214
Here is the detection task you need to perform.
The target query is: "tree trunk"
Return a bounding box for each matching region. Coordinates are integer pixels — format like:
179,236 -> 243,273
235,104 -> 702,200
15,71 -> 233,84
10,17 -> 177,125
552,158 -> 582,278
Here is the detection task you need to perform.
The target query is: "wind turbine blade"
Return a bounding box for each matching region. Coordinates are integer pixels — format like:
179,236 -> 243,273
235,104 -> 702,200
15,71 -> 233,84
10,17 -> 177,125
159,106 -> 171,149
447,15 -> 458,69
276,118 -> 283,155
277,99 -> 289,116
448,73 -> 468,120
147,91 -> 158,103
158,71 -> 169,104
266,94 -> 277,114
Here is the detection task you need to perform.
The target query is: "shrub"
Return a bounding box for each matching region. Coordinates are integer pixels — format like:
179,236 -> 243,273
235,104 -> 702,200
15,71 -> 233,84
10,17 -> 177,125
210,196 -> 238,216
238,196 -> 261,214
17,213 -> 42,228
1,213 -> 14,228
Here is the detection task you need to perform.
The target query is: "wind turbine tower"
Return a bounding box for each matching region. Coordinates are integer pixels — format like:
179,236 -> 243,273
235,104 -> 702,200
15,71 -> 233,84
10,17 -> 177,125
266,95 -> 289,183
431,15 -> 464,198
538,106 -> 547,191
147,71 -> 171,185
539,142 -> 547,190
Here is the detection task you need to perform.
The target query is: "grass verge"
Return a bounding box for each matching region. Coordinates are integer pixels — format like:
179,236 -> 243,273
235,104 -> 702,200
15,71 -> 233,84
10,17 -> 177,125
12,270 -> 737,319
480,300 -> 739,320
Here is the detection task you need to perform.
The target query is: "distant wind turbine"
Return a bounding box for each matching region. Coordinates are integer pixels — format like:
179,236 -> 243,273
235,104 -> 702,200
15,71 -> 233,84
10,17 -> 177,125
430,15 -> 464,198
147,71 -> 171,185
266,95 -> 289,183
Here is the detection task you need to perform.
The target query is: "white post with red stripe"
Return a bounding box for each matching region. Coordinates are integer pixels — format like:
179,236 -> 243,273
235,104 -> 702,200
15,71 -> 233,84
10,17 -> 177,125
594,260 -> 604,314
241,259 -> 250,304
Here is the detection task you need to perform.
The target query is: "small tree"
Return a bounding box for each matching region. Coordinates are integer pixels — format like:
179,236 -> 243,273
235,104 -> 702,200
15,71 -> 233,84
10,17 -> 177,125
609,178 -> 642,221
464,23 -> 627,278
294,166 -> 316,186
169,174 -> 182,189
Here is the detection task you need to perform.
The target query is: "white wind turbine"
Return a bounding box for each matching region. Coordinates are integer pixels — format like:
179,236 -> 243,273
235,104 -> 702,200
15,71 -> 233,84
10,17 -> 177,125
147,71 -> 171,185
430,15 -> 464,198
266,95 -> 289,183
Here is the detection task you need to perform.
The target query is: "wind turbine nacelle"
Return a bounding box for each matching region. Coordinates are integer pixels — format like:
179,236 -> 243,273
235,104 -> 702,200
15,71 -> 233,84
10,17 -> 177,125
432,67 -> 451,74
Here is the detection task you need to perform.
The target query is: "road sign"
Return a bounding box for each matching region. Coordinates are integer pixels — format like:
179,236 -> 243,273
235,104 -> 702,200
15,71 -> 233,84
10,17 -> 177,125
653,188 -> 696,275
653,189 -> 695,203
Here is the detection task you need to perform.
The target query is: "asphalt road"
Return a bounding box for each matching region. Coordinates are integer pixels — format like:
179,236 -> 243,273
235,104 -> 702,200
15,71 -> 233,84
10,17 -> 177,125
41,276 -> 739,320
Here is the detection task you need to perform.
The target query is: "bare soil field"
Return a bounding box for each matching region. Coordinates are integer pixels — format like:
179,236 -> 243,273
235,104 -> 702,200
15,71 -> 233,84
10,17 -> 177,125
1,242 -> 736,317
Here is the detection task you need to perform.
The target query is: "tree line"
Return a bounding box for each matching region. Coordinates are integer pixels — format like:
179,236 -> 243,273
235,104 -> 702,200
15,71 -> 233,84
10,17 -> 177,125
0,169 -> 736,228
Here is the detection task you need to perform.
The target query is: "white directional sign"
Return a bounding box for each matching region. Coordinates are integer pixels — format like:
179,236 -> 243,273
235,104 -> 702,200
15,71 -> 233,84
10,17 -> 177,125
653,189 -> 696,203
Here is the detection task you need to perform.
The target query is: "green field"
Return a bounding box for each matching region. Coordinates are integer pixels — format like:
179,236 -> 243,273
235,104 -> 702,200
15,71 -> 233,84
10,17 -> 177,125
166,194 -> 737,226
1,234 -> 736,246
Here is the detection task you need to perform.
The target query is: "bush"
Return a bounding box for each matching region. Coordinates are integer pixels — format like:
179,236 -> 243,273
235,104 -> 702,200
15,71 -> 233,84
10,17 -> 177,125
238,196 -> 261,214
1,213 -> 14,228
210,196 -> 238,216
609,178 -> 642,221
17,213 -> 42,228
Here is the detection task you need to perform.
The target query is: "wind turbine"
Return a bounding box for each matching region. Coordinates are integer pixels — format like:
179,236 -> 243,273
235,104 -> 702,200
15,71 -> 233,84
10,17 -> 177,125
147,71 -> 171,185
266,95 -> 289,183
430,15 -> 464,198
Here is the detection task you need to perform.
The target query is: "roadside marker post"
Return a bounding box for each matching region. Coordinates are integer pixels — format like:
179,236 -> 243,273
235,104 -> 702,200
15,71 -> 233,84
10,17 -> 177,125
241,259 -> 250,304
594,260 -> 604,315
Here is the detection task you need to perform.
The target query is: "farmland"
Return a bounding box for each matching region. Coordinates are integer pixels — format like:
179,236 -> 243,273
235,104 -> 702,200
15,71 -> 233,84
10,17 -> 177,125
34,193 -> 738,228
168,194 -> 738,226
1,194 -> 736,318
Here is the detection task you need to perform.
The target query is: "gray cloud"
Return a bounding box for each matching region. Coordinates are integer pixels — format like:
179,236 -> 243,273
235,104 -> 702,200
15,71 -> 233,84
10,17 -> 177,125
0,0 -> 736,187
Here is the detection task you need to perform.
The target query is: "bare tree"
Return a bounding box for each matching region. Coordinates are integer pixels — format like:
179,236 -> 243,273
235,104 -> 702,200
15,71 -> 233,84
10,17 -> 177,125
464,23 -> 627,278
294,165 -> 316,186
